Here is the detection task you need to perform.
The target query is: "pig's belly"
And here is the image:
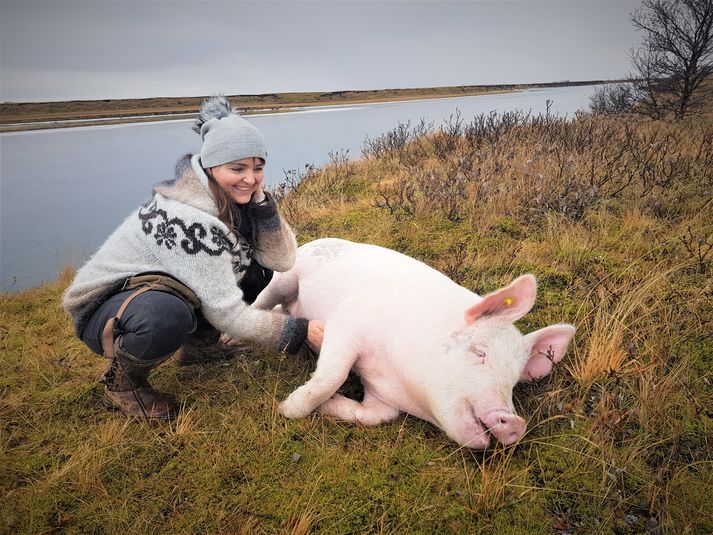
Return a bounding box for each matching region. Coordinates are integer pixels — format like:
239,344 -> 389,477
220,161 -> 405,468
353,351 -> 435,423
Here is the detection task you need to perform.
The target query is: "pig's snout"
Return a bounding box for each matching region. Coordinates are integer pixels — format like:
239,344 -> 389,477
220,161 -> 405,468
482,411 -> 526,445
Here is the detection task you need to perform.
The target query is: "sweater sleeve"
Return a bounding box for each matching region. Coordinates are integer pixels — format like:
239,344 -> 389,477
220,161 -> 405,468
248,192 -> 298,272
145,201 -> 307,353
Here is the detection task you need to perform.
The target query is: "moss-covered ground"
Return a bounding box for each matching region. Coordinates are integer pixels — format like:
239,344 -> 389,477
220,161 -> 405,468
2,101 -> 711,534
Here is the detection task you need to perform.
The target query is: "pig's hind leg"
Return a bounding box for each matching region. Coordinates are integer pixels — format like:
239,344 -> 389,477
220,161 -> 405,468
319,392 -> 400,426
279,326 -> 360,419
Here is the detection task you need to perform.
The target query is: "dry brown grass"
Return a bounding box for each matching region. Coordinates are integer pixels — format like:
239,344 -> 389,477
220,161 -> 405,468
569,264 -> 679,388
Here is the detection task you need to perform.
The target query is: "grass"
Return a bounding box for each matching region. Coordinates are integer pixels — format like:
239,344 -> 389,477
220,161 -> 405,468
2,92 -> 712,534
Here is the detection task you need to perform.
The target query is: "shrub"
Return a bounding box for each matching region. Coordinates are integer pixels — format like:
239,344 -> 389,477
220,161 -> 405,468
589,83 -> 636,115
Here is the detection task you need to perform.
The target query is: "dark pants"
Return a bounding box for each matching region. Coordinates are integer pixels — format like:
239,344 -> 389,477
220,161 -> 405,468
80,289 -> 199,360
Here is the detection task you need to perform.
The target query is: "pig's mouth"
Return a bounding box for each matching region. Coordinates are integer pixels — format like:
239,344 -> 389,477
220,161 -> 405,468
462,405 -> 527,449
462,405 -> 493,449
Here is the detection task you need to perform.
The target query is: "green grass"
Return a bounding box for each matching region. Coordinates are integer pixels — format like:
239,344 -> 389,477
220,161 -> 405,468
2,104 -> 712,533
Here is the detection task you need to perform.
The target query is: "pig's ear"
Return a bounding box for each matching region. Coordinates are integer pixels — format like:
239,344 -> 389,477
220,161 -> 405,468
520,324 -> 576,382
464,274 -> 537,325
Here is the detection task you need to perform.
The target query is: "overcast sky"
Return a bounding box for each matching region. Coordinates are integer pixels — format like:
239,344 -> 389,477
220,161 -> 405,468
0,0 -> 642,103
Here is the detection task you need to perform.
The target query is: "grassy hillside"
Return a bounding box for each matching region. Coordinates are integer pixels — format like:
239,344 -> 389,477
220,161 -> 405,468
1,104 -> 711,533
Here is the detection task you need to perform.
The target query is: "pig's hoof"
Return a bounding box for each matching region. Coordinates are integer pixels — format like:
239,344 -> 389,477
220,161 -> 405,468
279,398 -> 311,419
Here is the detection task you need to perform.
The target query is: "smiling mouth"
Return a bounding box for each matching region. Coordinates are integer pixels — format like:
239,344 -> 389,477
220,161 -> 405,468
233,186 -> 252,192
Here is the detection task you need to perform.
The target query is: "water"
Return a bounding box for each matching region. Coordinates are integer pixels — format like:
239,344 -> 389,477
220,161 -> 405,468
0,85 -> 597,291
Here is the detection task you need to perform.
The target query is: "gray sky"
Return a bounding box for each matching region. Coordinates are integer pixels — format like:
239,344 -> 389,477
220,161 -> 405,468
0,0 -> 642,102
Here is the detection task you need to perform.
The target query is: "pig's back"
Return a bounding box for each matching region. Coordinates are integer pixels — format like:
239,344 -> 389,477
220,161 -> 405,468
289,238 -> 468,321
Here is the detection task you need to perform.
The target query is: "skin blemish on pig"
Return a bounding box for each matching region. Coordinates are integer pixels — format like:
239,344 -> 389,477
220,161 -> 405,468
444,330 -> 478,353
444,331 -> 488,365
307,241 -> 347,260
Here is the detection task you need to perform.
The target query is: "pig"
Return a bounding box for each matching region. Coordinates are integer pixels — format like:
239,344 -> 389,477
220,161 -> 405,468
253,238 -> 575,449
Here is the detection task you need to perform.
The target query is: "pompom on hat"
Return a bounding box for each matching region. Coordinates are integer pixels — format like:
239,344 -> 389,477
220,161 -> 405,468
193,95 -> 267,168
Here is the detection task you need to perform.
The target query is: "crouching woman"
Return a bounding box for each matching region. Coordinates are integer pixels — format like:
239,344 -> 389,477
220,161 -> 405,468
62,96 -> 323,419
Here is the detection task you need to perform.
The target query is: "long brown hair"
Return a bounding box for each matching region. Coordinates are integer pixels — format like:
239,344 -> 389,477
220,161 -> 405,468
205,169 -> 239,234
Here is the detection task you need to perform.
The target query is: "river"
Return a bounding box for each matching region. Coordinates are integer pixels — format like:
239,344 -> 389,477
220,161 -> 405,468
0,85 -> 598,291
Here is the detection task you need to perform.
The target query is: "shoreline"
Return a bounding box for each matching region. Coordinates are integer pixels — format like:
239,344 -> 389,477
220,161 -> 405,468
0,81 -> 609,133
0,90 -> 526,133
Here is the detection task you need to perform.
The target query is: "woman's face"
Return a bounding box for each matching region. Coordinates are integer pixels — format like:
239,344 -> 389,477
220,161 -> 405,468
209,157 -> 265,204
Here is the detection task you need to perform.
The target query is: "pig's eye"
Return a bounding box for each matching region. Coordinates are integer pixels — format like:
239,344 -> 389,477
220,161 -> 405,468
473,348 -> 487,364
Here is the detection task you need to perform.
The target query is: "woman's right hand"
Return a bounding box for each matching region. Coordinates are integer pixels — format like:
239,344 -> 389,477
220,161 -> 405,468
307,320 -> 325,352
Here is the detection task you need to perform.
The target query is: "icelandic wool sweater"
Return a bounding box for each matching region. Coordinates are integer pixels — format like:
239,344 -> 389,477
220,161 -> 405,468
62,154 -> 307,353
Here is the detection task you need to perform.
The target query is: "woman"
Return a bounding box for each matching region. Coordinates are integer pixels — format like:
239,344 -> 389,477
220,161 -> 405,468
62,96 -> 324,419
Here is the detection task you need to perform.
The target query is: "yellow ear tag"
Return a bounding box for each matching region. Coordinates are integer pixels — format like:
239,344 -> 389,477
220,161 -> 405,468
503,297 -> 514,307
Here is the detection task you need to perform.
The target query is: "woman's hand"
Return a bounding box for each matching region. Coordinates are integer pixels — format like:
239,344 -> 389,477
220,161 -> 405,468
250,187 -> 266,204
307,320 -> 325,352
222,320 -> 324,352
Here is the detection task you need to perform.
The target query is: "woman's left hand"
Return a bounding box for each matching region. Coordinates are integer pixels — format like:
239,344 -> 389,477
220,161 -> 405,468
251,187 -> 266,204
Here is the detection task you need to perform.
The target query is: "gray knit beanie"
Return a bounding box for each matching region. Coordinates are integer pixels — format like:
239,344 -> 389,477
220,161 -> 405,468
193,96 -> 267,168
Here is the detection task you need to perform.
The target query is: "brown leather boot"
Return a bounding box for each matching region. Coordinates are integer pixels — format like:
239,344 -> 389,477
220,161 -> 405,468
101,341 -> 177,419
177,324 -> 250,366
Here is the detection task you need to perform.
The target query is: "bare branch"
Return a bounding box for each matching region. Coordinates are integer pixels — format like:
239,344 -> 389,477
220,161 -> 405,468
630,0 -> 713,118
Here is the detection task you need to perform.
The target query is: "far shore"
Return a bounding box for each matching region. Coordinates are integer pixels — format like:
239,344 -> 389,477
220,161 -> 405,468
0,92 -> 521,133
0,80 -> 610,133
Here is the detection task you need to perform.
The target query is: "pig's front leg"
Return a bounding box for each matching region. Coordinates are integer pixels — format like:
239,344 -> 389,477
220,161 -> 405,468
280,327 -> 359,419
319,392 -> 401,426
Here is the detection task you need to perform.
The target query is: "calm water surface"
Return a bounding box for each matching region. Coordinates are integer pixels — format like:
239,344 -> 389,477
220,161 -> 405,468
0,85 -> 597,290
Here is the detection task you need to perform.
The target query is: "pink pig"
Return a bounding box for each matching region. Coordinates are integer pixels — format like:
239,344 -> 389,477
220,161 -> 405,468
253,238 -> 576,449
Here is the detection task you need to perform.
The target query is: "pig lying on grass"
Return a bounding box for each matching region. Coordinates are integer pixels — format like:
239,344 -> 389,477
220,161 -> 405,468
253,238 -> 576,449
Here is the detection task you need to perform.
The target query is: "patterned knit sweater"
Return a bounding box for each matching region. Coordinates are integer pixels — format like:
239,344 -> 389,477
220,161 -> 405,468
62,154 -> 307,353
